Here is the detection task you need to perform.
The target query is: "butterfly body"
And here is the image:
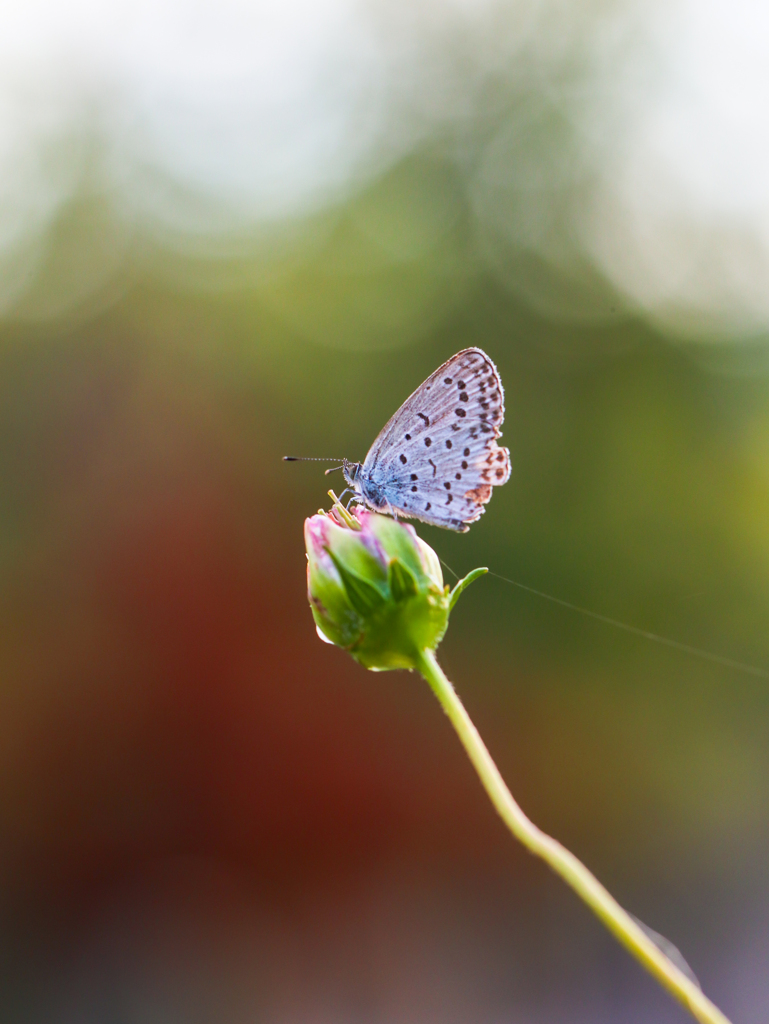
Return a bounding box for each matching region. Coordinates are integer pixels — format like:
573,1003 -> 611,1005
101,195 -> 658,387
343,348 -> 511,532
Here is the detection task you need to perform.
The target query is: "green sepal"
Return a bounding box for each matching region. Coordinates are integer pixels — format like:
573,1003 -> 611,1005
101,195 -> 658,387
327,549 -> 387,616
448,567 -> 488,611
364,515 -> 426,580
327,528 -> 389,591
388,558 -> 418,602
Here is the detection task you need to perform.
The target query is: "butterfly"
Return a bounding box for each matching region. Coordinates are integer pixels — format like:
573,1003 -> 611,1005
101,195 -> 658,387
342,348 -> 511,532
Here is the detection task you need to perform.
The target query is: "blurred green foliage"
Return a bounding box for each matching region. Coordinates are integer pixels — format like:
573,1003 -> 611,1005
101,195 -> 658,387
0,151 -> 767,1024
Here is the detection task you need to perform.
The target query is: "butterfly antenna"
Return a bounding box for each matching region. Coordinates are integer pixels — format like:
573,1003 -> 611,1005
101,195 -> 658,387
283,456 -> 345,462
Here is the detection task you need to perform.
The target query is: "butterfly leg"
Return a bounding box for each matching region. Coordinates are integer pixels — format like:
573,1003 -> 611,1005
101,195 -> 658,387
340,489 -> 362,511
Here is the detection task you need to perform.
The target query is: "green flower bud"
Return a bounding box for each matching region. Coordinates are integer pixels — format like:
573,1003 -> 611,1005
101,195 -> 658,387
305,496 -> 486,671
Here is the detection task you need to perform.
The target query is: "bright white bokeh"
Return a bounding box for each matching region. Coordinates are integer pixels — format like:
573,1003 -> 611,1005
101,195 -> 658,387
1,0 -> 769,342
582,0 -> 769,339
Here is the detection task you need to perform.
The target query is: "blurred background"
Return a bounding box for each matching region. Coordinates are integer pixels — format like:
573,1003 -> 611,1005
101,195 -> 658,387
1,0 -> 768,1020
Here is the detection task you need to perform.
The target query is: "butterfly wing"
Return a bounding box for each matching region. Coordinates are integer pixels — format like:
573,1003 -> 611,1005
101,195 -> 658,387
359,348 -> 511,531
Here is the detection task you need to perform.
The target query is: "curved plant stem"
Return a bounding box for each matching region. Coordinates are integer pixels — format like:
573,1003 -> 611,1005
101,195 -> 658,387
414,647 -> 732,1024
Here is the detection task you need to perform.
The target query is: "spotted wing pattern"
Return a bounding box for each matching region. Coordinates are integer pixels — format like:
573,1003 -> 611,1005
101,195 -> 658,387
358,348 -> 511,531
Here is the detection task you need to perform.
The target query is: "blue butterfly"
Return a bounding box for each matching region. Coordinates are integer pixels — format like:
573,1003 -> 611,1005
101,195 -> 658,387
342,348 -> 511,532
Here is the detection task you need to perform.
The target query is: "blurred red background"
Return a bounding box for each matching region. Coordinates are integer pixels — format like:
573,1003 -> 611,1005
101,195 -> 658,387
2,2 -> 769,1020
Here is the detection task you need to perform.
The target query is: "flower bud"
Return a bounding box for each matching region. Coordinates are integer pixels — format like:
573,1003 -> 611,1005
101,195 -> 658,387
305,497 -> 486,671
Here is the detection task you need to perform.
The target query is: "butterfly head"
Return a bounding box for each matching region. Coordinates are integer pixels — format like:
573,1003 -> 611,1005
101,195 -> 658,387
342,459 -> 362,490
343,459 -> 387,511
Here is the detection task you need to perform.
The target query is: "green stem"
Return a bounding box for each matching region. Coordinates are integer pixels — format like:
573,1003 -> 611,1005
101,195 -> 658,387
414,647 -> 732,1024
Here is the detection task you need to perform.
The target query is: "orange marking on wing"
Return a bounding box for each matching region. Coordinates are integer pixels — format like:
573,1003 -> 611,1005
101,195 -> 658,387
464,484 -> 492,504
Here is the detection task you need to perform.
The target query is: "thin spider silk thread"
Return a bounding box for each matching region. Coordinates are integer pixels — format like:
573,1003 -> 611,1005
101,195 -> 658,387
438,558 -> 769,680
